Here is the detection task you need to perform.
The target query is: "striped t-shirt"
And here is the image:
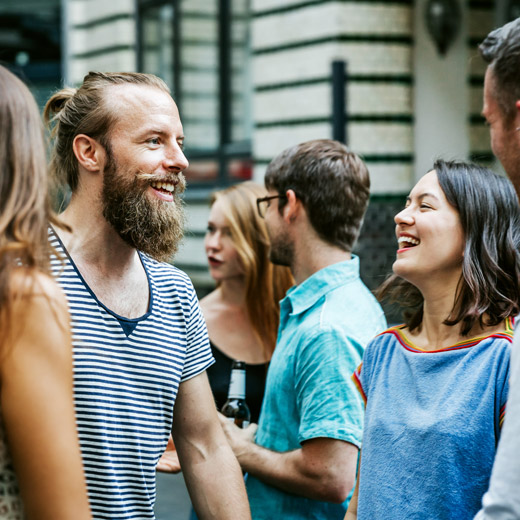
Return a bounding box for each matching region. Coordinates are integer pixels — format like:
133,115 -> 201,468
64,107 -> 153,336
50,231 -> 214,519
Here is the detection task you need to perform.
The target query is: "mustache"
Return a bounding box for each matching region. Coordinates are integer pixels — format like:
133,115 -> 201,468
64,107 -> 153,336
136,170 -> 187,194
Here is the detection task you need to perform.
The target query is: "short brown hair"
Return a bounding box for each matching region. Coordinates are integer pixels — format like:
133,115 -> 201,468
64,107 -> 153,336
264,139 -> 370,251
44,71 -> 170,192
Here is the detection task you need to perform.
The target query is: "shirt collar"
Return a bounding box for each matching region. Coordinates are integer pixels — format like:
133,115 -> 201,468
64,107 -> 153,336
282,256 -> 361,316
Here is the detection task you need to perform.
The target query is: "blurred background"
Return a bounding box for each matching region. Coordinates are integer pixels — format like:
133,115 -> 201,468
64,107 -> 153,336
1,0 -> 517,515
2,0 -> 516,303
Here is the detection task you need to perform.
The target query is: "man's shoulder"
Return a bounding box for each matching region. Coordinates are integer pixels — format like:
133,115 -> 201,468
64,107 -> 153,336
319,280 -> 385,327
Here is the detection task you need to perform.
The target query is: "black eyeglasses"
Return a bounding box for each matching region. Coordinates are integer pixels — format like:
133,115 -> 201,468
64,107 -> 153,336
256,195 -> 285,218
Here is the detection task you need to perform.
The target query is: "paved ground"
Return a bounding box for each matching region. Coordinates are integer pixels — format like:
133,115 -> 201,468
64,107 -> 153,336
154,471 -> 193,520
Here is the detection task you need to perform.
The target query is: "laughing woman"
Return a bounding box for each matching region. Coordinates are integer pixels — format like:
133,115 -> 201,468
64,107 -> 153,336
345,160 -> 520,520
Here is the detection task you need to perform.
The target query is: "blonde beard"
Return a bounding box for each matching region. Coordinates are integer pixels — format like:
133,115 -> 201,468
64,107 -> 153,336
101,159 -> 187,262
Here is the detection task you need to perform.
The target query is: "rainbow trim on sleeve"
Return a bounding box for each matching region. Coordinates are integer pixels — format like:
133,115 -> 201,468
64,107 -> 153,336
499,403 -> 506,430
352,363 -> 366,406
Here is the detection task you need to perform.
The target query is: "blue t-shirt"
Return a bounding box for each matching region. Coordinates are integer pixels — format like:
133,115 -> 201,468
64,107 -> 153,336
246,258 -> 386,520
354,321 -> 513,520
50,231 -> 214,520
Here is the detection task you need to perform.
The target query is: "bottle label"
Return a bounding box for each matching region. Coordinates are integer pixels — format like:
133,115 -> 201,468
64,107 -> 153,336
227,417 -> 250,429
228,369 -> 246,399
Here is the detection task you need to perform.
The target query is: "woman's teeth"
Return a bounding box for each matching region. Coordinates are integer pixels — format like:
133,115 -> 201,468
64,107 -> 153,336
398,236 -> 420,247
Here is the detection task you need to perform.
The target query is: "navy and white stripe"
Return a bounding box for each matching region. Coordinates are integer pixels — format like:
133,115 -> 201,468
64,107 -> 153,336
50,231 -> 213,519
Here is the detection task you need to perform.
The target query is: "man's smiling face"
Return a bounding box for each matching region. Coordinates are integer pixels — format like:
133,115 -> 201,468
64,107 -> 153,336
100,84 -> 189,261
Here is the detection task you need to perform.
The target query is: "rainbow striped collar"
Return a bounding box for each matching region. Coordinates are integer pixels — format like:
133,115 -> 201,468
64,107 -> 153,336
386,316 -> 514,353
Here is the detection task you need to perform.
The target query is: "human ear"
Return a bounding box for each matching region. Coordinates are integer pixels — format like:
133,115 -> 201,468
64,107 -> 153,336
283,189 -> 302,222
515,100 -> 520,130
72,134 -> 104,172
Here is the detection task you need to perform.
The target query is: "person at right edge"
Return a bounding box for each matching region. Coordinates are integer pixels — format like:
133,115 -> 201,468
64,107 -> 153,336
474,17 -> 520,520
219,139 -> 387,519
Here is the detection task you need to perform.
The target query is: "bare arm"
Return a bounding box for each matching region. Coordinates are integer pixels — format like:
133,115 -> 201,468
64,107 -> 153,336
219,414 -> 359,503
172,371 -> 251,519
1,274 -> 91,520
344,451 -> 360,519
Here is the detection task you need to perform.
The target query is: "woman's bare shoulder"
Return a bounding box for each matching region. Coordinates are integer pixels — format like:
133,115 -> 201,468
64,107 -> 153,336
200,289 -> 221,315
9,268 -> 67,310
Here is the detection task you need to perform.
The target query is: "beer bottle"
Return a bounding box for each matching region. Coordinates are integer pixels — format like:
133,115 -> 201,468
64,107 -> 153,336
221,360 -> 251,428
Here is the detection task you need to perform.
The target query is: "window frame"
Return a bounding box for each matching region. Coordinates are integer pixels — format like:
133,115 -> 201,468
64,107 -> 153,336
136,0 -> 252,189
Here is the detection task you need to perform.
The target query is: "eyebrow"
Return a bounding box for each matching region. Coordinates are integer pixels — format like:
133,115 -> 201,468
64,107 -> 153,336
137,127 -> 185,139
406,192 -> 440,202
207,220 -> 230,230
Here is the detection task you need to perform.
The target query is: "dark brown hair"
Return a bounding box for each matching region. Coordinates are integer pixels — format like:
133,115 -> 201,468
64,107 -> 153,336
379,159 -> 520,335
264,139 -> 370,252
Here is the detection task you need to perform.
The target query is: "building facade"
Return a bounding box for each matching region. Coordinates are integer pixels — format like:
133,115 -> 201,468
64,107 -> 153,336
1,0 -> 510,303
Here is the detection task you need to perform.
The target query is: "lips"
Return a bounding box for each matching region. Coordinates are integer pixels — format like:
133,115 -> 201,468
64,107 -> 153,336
150,179 -> 177,202
398,235 -> 419,248
396,234 -> 420,253
207,256 -> 223,267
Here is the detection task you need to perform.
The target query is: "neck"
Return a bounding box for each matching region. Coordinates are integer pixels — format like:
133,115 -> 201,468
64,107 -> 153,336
217,277 -> 248,307
411,272 -> 464,348
57,194 -> 138,271
417,301 -> 462,349
291,236 -> 351,285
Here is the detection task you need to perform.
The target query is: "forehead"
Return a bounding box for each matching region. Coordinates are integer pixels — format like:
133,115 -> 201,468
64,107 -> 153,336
106,84 -> 182,136
209,197 -> 229,222
410,170 -> 442,195
483,68 -> 500,112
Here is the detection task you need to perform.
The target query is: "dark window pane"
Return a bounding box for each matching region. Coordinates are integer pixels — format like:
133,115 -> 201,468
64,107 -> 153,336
140,4 -> 175,89
179,0 -> 219,152
184,159 -> 219,182
0,1 -> 61,108
230,0 -> 252,144
228,158 -> 253,181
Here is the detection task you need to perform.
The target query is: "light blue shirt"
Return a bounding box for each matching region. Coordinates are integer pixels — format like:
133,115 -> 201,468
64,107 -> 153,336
357,324 -> 512,520
246,257 -> 386,520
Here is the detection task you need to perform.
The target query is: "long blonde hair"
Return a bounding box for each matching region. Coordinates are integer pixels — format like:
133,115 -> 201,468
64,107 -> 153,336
211,181 -> 294,357
0,66 -> 55,348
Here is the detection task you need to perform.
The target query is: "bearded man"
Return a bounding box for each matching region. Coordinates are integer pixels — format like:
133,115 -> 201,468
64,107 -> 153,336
44,72 -> 250,520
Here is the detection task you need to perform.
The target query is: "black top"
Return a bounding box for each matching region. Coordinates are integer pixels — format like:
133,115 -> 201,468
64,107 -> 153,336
206,341 -> 269,424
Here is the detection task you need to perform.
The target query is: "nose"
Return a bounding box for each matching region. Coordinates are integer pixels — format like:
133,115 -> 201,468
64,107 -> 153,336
394,206 -> 413,226
164,142 -> 189,172
205,231 -> 221,252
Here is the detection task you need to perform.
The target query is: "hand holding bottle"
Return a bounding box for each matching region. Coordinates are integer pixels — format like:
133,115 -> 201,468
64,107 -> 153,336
221,360 -> 251,428
218,412 -> 258,460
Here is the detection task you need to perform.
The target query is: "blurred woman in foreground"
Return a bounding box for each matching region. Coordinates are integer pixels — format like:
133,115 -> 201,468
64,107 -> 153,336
0,65 -> 91,519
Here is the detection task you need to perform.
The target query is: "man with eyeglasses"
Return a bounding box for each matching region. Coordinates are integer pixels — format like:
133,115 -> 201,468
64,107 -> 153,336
219,139 -> 387,519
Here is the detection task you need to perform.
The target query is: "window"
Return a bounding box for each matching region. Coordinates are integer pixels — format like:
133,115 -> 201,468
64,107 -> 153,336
0,0 -> 62,107
138,0 -> 253,186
